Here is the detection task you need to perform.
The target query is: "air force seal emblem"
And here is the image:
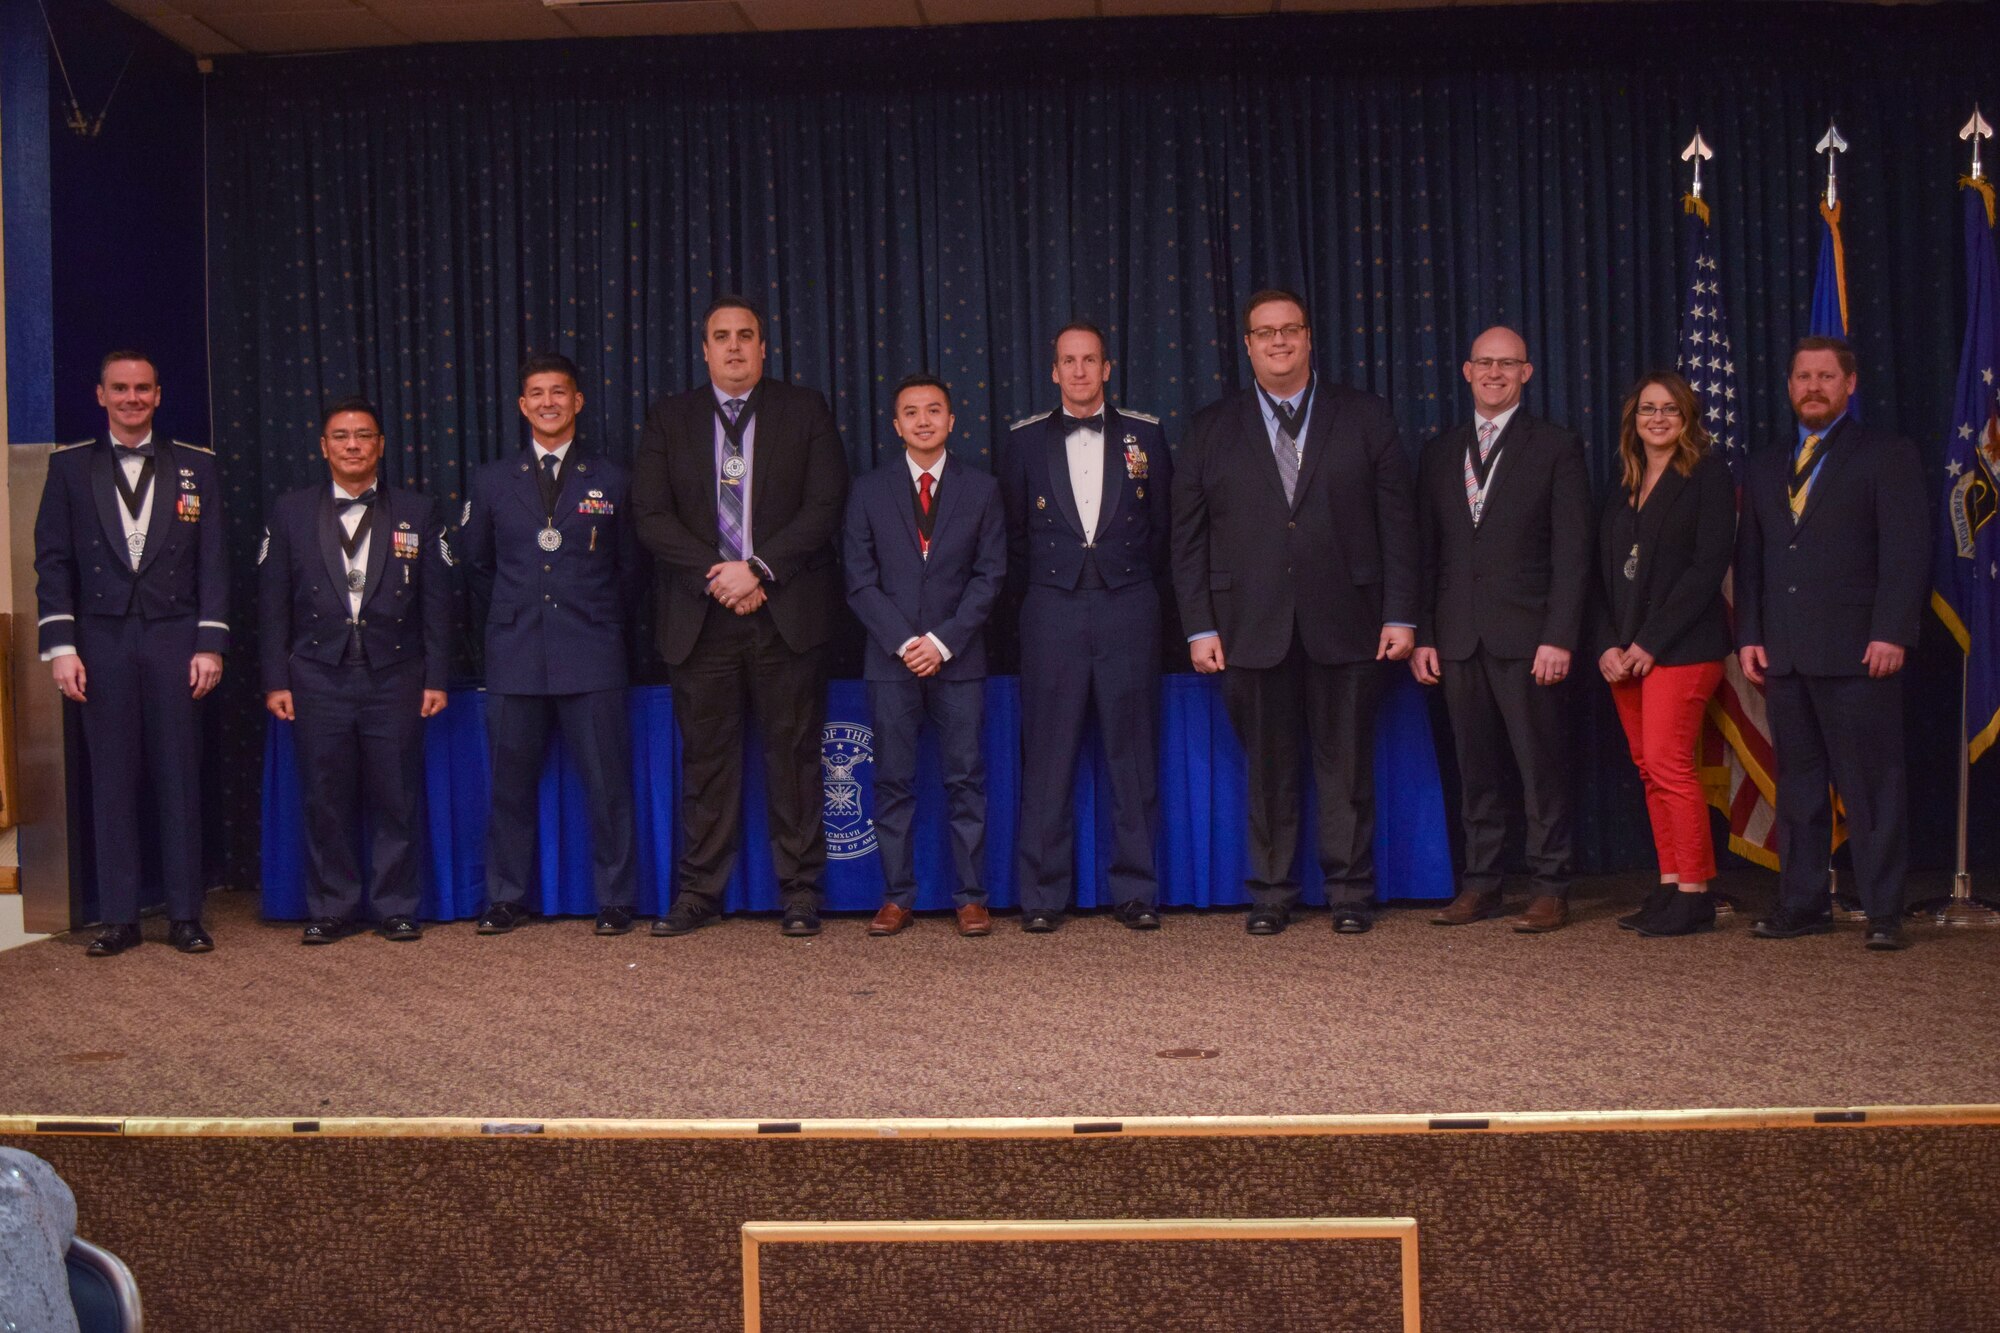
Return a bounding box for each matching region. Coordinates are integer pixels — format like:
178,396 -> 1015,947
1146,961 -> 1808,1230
821,721 -> 876,861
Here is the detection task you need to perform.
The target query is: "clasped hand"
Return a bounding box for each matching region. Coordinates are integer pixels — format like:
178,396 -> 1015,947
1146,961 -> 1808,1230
706,561 -> 765,615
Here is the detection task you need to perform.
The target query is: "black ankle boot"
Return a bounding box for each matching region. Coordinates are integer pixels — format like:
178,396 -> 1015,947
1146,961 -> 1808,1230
1636,890 -> 1716,938
1618,885 -> 1678,931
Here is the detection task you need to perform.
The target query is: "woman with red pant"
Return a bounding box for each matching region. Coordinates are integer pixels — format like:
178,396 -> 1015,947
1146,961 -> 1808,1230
1593,372 -> 1736,936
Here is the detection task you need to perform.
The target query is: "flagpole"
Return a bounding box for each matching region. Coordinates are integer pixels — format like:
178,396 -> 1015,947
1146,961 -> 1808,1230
1937,107 -> 2000,929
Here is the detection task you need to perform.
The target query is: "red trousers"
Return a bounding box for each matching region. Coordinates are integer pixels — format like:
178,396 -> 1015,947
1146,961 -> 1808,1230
1610,660 -> 1725,883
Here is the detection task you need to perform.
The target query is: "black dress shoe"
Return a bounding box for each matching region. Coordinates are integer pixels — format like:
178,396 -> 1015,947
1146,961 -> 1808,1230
378,916 -> 422,942
1635,891 -> 1716,938
1245,908 -> 1287,935
1751,906 -> 1835,939
168,920 -> 214,953
595,906 -> 634,936
1020,910 -> 1063,933
653,899 -> 718,937
780,906 -> 821,937
1618,885 -> 1679,931
85,924 -> 142,958
1330,905 -> 1373,935
476,902 -> 530,935
1864,919 -> 1908,952
301,918 -> 351,946
1112,901 -> 1161,930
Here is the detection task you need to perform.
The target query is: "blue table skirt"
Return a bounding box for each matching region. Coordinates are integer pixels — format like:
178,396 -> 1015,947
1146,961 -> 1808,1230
261,673 -> 1453,919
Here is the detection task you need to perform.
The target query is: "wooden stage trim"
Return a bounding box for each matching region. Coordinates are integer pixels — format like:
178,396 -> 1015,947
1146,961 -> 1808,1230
4,1103 -> 1997,1140
741,1216 -> 1423,1333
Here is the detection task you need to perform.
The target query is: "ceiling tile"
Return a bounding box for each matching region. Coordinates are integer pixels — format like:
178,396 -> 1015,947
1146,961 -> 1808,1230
363,0 -> 577,41
127,11 -> 248,54
554,1 -> 753,36
198,9 -> 411,51
1104,0 -> 1267,13
921,0 -> 1096,26
739,0 -> 923,30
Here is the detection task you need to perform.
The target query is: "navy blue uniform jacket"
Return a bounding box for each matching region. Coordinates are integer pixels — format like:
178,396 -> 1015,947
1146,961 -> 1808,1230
843,456 -> 1007,682
258,484 -> 453,692
34,436 -> 230,656
459,447 -> 641,695
1000,407 -> 1173,593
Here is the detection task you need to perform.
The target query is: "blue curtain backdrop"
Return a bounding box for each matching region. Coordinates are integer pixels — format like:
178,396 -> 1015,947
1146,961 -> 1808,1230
204,3 -> 2000,893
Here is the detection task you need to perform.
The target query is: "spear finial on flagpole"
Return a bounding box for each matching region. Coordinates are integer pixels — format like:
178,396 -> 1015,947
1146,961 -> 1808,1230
1961,106 -> 1993,181
1816,120 -> 1849,209
1681,129 -> 1713,199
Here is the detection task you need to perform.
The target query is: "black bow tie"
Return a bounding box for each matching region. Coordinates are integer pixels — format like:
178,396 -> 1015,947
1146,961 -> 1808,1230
335,487 -> 378,512
114,441 -> 156,460
1062,412 -> 1105,435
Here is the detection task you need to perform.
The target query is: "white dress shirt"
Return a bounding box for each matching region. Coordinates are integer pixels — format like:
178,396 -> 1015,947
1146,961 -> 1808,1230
1063,409 -> 1105,542
897,452 -> 951,664
334,480 -> 376,618
115,431 -> 157,570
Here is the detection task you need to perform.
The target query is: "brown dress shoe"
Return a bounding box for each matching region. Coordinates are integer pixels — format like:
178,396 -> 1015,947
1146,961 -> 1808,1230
1512,895 -> 1569,933
1431,888 -> 1502,926
955,902 -> 992,937
868,902 -> 913,937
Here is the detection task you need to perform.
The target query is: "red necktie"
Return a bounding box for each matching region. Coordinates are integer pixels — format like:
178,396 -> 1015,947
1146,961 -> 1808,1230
918,472 -> 934,555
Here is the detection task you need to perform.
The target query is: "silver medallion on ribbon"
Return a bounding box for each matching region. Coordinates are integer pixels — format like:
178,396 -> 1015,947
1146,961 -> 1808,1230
126,531 -> 146,560
1623,544 -> 1639,582
347,568 -> 367,593
538,525 -> 563,552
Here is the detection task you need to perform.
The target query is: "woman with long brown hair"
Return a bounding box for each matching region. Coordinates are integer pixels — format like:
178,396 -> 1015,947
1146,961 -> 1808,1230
1593,372 -> 1736,936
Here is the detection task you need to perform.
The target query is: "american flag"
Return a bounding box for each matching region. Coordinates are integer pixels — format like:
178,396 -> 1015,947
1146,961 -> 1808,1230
1677,194 -> 1781,869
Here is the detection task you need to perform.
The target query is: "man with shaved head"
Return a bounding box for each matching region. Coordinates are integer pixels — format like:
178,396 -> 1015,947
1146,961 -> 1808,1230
1412,327 -> 1591,932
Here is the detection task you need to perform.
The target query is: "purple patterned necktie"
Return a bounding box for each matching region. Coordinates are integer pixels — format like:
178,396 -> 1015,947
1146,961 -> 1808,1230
717,396 -> 747,560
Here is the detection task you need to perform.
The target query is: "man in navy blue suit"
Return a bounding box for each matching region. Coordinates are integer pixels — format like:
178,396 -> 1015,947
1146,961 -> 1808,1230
34,350 -> 229,957
459,352 -> 643,936
259,397 -> 452,944
1001,323 -> 1174,932
1737,336 -> 1929,951
843,375 -> 1008,938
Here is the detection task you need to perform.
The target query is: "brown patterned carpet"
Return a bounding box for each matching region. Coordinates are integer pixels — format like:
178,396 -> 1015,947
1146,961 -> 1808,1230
3,871 -> 1997,1120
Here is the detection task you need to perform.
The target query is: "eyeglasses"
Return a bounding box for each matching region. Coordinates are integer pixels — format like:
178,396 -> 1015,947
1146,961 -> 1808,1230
1247,323 -> 1308,344
1469,358 -> 1527,372
1634,404 -> 1684,419
327,429 -> 382,444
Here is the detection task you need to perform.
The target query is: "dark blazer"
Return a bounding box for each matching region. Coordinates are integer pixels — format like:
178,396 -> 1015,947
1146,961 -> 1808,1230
631,377 -> 848,666
1171,381 -> 1418,669
1000,406 -> 1173,593
1735,419 -> 1930,677
843,455 -> 1007,682
258,484 -> 452,692
1589,451 -> 1736,665
459,446 -> 641,695
1416,411 -> 1591,659
33,435 -> 230,656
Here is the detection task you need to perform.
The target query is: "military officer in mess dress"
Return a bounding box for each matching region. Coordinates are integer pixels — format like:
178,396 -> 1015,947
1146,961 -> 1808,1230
1001,322 -> 1174,932
259,396 -> 452,945
459,352 -> 643,937
34,349 -> 229,956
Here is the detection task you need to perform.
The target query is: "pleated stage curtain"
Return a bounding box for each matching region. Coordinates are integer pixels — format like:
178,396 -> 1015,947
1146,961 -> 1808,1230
259,675 -> 1452,919
208,6 -> 2000,892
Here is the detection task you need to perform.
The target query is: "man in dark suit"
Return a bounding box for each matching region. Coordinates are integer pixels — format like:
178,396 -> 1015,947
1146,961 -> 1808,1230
632,296 -> 849,937
459,352 -> 642,936
34,350 -> 228,957
1737,335 -> 1929,951
1172,289 -> 1419,935
1001,322 -> 1174,932
1411,327 -> 1591,933
259,396 -> 451,944
843,375 -> 1008,938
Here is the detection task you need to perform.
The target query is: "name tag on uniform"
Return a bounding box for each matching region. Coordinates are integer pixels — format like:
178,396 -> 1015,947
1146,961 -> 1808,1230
1123,437 -> 1149,480
393,529 -> 421,559
177,493 -> 202,521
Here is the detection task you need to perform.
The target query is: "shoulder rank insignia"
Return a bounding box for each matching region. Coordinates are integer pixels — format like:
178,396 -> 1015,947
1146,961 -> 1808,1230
1010,410 -> 1054,431
461,500 -> 472,527
171,440 -> 217,455
257,528 -> 270,566
56,439 -> 93,452
1119,409 -> 1160,426
438,532 -> 457,567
